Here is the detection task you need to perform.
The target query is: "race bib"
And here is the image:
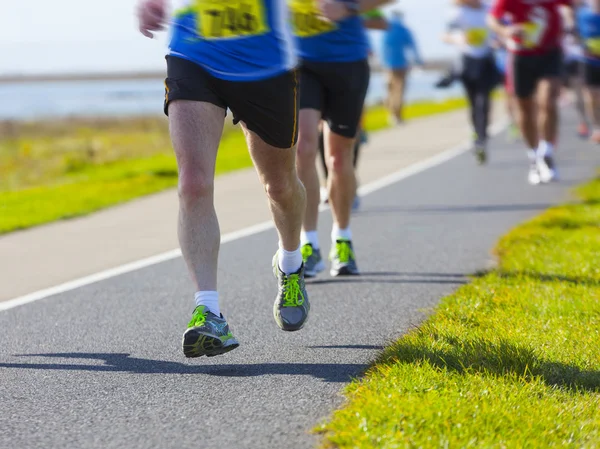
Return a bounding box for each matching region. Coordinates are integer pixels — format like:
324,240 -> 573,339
289,0 -> 337,37
522,8 -> 548,49
587,37 -> 600,57
194,0 -> 269,39
465,28 -> 488,47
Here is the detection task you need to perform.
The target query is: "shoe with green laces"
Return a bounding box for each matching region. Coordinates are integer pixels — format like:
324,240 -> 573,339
182,306 -> 239,358
301,243 -> 325,278
272,253 -> 310,332
330,239 -> 359,276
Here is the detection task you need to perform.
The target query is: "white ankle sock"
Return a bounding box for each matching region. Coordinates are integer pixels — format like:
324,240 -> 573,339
331,225 -> 352,242
301,230 -> 320,250
194,291 -> 220,317
278,244 -> 303,274
527,149 -> 537,163
537,140 -> 553,158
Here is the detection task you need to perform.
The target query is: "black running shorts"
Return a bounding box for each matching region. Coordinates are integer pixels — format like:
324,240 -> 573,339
298,59 -> 370,138
164,56 -> 299,149
512,48 -> 562,99
584,62 -> 600,87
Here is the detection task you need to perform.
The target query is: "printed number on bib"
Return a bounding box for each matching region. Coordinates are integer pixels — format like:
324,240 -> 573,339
523,7 -> 548,49
587,37 -> 600,57
195,0 -> 269,39
465,28 -> 488,47
289,0 -> 337,37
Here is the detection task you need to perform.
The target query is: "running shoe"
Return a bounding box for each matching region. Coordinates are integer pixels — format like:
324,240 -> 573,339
537,154 -> 558,183
507,123 -> 521,142
272,254 -> 310,332
330,239 -> 359,276
578,122 -> 590,139
352,195 -> 361,211
474,142 -> 487,165
320,186 -> 329,204
301,243 -> 325,278
528,162 -> 541,185
182,306 -> 239,358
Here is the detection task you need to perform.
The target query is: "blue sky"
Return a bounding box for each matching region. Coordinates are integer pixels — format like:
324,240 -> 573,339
0,0 -> 452,75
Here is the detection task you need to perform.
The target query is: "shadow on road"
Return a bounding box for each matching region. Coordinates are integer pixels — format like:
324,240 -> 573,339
0,353 -> 367,382
308,271 -> 468,286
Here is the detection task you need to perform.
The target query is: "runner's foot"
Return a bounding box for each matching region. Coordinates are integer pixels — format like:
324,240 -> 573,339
301,243 -> 325,278
330,239 -> 359,276
528,162 -> 541,185
538,154 -> 558,183
182,306 -> 239,358
272,254 -> 310,331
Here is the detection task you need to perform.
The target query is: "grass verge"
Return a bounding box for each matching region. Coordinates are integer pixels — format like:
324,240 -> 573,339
0,97 -> 468,235
317,176 -> 600,448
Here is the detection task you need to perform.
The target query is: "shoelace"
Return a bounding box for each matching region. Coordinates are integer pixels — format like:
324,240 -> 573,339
187,307 -> 207,328
335,241 -> 354,264
282,274 -> 304,307
301,244 -> 313,261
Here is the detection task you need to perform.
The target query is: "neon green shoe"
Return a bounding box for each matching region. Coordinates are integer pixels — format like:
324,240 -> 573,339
330,239 -> 359,276
272,253 -> 310,332
182,306 -> 239,358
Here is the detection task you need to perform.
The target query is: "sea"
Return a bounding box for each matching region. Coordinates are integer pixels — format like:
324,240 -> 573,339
0,70 -> 464,122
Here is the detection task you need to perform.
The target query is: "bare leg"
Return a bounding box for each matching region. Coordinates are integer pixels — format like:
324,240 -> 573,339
296,109 -> 322,233
169,100 -> 224,292
537,78 -> 561,143
243,125 -> 306,252
396,68 -> 408,122
516,96 -> 538,150
324,125 -> 356,230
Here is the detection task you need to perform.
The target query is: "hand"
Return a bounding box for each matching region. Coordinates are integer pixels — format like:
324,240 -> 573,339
318,0 -> 350,22
503,24 -> 525,40
138,0 -> 167,39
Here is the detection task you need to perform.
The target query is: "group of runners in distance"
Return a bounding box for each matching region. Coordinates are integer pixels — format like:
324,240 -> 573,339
136,0 -> 600,358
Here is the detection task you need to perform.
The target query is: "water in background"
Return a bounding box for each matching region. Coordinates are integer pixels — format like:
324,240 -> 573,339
0,70 -> 463,121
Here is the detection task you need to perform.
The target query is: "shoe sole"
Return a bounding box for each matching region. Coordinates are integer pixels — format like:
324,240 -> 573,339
304,260 -> 325,278
182,329 -> 239,358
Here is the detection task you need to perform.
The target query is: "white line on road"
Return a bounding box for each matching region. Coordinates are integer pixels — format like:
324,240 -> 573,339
0,121 -> 506,313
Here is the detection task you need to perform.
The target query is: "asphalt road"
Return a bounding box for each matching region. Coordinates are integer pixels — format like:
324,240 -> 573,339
2,109 -> 599,449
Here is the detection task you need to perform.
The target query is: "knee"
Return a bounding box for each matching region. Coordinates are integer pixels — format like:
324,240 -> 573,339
264,177 -> 298,203
178,170 -> 214,207
327,144 -> 353,173
296,130 -> 319,163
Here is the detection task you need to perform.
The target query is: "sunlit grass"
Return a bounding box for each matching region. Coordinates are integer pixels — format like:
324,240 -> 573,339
317,177 -> 600,448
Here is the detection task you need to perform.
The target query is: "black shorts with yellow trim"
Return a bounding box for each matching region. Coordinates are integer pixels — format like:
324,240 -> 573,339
298,58 -> 370,138
164,55 -> 299,149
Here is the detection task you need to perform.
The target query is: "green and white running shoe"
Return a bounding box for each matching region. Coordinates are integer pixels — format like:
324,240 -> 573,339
301,243 -> 325,278
272,254 -> 310,332
182,306 -> 239,358
330,239 -> 359,276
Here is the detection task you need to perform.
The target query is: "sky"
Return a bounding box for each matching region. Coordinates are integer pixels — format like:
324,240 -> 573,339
0,0 -> 451,75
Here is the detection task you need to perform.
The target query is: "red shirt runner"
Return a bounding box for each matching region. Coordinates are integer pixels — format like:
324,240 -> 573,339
490,0 -> 573,54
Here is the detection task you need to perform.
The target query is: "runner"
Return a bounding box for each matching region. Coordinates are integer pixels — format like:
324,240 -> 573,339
292,0 -> 391,278
577,0 -> 600,142
488,0 -> 575,185
137,0 -> 310,357
494,31 -> 521,141
317,8 -> 388,211
444,0 -> 499,164
561,30 -> 589,138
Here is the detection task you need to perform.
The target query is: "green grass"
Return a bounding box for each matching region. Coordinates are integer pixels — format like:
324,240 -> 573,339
0,97 -> 468,235
317,177 -> 600,448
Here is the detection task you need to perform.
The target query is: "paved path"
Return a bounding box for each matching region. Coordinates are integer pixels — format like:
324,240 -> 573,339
2,107 -> 599,449
0,106 -> 501,301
